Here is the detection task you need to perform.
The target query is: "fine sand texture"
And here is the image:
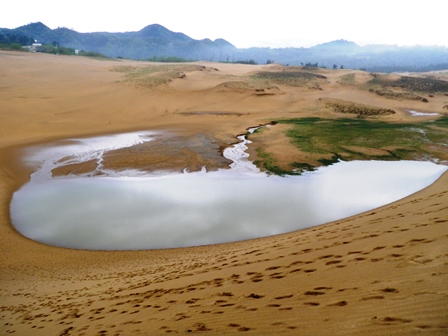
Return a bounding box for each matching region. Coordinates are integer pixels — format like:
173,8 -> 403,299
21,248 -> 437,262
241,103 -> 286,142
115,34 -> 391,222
1,51 -> 447,335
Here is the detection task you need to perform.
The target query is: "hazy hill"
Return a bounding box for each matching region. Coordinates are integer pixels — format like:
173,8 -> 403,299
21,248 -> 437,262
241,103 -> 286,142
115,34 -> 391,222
2,22 -> 448,72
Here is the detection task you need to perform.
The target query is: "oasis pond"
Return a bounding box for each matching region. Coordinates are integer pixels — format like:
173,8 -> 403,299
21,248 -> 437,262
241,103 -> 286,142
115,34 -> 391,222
10,129 -> 447,250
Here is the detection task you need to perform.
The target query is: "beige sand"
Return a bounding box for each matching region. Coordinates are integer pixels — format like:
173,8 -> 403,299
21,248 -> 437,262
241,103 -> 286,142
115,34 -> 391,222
1,51 -> 447,335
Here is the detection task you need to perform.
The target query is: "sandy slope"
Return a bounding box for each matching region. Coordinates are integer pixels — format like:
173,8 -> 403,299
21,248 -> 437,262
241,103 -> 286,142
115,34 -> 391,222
0,51 -> 447,335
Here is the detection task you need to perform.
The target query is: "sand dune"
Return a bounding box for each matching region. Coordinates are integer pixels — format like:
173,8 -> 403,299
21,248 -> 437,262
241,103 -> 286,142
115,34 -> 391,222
1,51 -> 447,335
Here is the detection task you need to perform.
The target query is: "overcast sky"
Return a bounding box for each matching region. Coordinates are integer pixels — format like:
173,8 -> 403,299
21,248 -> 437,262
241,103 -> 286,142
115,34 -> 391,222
2,0 -> 447,48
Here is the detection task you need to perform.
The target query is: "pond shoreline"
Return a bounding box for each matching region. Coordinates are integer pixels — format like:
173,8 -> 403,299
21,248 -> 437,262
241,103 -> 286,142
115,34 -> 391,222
10,128 -> 447,250
2,52 -> 448,336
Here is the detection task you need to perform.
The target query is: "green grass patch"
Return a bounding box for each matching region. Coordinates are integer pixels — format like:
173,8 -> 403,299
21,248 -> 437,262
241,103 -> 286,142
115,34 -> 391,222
251,70 -> 327,87
146,55 -> 196,63
366,74 -> 448,94
254,148 -> 302,176
253,117 -> 448,175
279,117 -> 448,160
338,73 -> 356,85
111,64 -> 205,88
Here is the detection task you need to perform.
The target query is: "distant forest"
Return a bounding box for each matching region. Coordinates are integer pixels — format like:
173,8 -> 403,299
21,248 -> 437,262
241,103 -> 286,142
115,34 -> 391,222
1,23 -> 448,73
0,32 -> 34,50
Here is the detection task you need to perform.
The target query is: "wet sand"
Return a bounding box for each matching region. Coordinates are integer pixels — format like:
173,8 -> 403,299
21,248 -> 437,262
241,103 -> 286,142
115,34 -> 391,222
1,51 -> 447,335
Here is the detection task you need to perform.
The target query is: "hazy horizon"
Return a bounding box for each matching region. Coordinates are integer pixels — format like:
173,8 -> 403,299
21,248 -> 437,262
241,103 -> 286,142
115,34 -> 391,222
3,0 -> 447,49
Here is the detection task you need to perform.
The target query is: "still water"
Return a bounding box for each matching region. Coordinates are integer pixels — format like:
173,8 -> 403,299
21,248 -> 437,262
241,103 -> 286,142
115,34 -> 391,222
10,130 -> 447,250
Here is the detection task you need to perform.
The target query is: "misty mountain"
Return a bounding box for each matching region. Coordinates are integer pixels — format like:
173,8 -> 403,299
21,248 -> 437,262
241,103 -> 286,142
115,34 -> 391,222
2,22 -> 448,72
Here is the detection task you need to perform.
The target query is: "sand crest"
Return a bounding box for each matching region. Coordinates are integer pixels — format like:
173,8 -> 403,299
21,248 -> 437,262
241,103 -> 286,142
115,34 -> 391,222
0,51 -> 447,335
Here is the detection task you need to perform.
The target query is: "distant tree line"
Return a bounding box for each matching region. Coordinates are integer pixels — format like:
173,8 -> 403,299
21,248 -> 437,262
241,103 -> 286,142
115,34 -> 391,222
146,55 -> 196,62
33,42 -> 107,58
0,33 -> 34,50
220,59 -> 258,65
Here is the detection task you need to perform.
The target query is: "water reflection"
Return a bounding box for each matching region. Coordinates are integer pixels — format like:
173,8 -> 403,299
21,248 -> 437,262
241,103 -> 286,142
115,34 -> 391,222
408,110 -> 439,117
11,160 -> 446,250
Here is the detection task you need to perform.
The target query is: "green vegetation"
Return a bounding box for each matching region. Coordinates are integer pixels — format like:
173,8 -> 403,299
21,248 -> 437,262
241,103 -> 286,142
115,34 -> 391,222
366,74 -> 448,94
111,64 -> 207,88
252,117 -> 448,175
281,117 -> 448,158
368,88 -> 429,102
253,148 -> 302,176
146,56 -> 196,63
0,34 -> 110,59
320,98 -> 395,117
252,70 -> 327,87
220,59 -> 258,65
0,33 -> 34,50
34,44 -> 110,58
338,73 -> 356,85
234,59 -> 258,65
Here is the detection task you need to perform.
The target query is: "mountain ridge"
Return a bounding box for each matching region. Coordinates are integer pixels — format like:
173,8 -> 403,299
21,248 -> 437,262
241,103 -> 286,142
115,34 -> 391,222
1,22 -> 448,72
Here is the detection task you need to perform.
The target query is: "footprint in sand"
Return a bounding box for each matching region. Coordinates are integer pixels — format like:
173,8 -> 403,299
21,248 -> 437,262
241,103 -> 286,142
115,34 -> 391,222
325,260 -> 342,265
378,317 -> 413,324
304,290 -> 326,296
265,266 -> 281,270
269,272 -> 285,279
247,293 -> 264,299
274,294 -> 293,300
327,301 -> 348,306
303,302 -> 320,306
361,295 -> 384,301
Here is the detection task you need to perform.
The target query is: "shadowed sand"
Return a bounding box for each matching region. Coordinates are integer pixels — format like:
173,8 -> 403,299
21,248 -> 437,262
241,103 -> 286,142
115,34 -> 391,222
1,51 -> 447,335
